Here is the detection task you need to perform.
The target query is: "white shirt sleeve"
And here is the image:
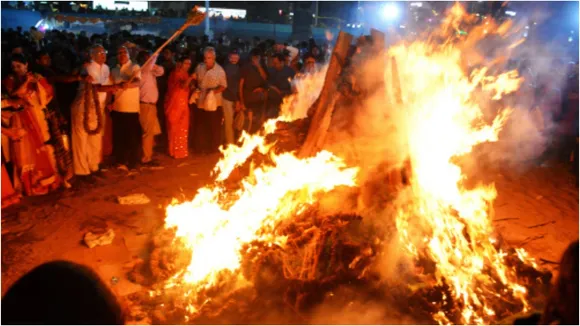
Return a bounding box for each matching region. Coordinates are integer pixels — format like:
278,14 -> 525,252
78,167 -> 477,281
132,64 -> 142,81
102,65 -> 112,86
86,64 -> 100,85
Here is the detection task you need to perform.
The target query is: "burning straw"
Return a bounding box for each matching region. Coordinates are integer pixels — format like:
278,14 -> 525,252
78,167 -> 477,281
124,4 -> 552,325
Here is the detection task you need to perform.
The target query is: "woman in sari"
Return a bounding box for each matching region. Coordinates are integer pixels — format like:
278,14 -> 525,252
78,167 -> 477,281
1,98 -> 25,208
164,56 -> 195,159
2,54 -> 61,196
35,50 -> 86,187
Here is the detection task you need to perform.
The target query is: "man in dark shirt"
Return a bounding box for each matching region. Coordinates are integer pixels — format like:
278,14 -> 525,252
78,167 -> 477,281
222,48 -> 241,145
35,50 -> 86,134
239,48 -> 267,134
266,53 -> 295,119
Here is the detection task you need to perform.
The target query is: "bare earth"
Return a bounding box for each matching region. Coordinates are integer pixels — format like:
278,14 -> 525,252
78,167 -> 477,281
1,153 -> 578,302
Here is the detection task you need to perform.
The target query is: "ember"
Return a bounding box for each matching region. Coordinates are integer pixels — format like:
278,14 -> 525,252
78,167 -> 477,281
124,4 -> 552,325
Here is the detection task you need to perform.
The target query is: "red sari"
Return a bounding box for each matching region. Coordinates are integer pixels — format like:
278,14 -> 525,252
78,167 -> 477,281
164,70 -> 190,159
1,110 -> 20,208
2,163 -> 20,208
3,73 -> 61,196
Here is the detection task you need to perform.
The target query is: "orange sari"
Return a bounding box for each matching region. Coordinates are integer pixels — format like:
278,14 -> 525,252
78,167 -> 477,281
164,70 -> 190,159
3,73 -> 61,196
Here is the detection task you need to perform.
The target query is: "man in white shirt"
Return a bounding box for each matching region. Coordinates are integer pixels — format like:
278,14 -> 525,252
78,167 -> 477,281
110,46 -> 142,171
194,47 -> 227,154
71,45 -> 119,180
137,50 -> 164,166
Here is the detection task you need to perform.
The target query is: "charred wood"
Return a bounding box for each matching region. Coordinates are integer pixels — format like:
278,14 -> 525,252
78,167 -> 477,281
299,31 -> 354,158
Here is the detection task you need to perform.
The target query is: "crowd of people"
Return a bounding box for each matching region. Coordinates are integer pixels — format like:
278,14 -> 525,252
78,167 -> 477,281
1,26 -> 330,208
1,25 -> 578,208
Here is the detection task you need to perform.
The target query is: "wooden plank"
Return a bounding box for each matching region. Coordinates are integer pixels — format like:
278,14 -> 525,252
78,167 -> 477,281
370,28 -> 385,51
298,31 -> 354,158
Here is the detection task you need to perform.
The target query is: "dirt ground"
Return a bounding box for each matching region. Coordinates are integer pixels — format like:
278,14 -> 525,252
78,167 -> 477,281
1,153 -> 221,297
1,153 -> 578,305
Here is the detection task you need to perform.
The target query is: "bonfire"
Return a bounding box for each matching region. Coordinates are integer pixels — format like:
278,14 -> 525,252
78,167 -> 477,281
124,4 -> 552,325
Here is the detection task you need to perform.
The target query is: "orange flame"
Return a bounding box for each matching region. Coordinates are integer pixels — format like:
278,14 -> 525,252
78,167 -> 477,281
391,4 -> 531,325
160,66 -> 358,314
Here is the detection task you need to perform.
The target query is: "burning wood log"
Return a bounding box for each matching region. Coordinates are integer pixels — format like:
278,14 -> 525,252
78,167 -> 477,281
298,31 -> 354,159
266,119 -> 310,153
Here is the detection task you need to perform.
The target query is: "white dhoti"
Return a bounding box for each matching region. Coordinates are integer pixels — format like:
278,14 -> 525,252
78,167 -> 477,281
71,94 -> 105,176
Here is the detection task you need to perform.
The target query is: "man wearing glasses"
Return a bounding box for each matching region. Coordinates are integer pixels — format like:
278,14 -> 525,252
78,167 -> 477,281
71,45 -> 118,183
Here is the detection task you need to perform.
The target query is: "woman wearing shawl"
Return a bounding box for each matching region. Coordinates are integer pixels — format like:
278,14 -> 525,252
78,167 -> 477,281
2,54 -> 61,196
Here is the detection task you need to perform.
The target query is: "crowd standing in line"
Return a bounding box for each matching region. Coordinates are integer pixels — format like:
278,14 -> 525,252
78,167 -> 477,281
0,26 -> 329,207
1,26 -> 578,208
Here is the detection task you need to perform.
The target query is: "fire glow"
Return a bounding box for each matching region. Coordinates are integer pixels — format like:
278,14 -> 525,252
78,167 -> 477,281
161,68 -> 358,313
157,4 -> 539,324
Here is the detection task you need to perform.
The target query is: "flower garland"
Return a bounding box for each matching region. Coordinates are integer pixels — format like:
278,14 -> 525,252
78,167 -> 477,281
83,82 -> 103,135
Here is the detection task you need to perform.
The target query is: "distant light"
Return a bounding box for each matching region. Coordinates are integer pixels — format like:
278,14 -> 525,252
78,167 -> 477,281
523,32 -> 528,38
533,22 -> 537,25
289,12 -> 294,16
484,29 -> 488,34
382,3 -> 399,20
525,25 -> 529,29
347,24 -> 351,27
279,10 -> 282,15
410,2 -> 422,7
399,25 -> 406,29
571,30 -> 575,34
569,37 -> 573,42
505,10 -> 516,17
312,14 -> 316,18
357,24 -> 362,28
476,13 -> 480,17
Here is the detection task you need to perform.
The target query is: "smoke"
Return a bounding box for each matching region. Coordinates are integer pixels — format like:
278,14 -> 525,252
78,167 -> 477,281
325,52 -> 409,179
316,3 -> 574,291
474,45 -> 569,168
306,285 -> 419,325
324,7 -> 573,182
258,4 -> 574,321
475,9 -> 574,167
